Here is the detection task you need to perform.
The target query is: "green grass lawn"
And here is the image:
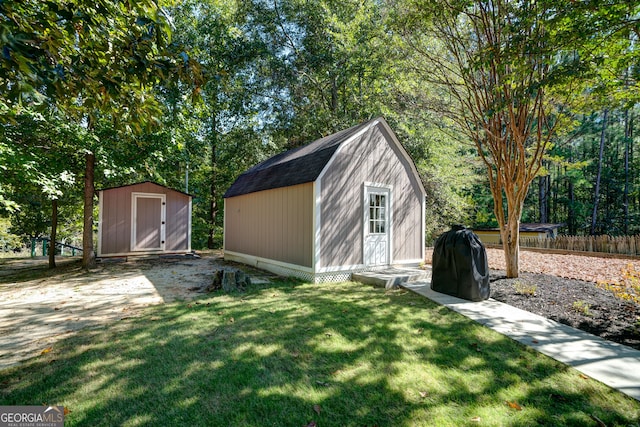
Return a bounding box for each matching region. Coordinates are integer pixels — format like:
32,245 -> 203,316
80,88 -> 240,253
1,279 -> 639,426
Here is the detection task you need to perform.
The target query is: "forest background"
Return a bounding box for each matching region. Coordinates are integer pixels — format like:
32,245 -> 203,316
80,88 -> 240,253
1,0 -> 638,268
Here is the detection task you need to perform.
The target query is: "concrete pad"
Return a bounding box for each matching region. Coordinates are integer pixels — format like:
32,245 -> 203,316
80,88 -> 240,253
353,268 -> 430,289
402,281 -> 640,402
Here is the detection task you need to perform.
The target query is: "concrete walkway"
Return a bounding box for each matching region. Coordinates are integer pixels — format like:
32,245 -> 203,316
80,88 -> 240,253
402,281 -> 640,402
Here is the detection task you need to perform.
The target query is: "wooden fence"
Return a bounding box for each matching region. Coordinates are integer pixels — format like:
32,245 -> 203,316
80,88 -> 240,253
519,235 -> 640,256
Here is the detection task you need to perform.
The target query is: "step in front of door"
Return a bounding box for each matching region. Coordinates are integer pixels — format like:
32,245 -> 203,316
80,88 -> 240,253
352,268 -> 431,289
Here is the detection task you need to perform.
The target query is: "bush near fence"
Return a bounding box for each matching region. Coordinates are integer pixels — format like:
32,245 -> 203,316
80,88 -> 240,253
520,235 -> 640,256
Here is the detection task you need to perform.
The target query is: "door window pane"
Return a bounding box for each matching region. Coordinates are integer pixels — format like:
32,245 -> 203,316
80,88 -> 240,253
368,193 -> 387,235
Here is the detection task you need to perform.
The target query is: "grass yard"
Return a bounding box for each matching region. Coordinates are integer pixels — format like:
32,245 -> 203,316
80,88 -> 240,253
1,279 -> 639,426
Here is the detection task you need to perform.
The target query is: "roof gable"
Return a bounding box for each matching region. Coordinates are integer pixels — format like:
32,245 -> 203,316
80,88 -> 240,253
224,119 -> 376,198
99,181 -> 191,197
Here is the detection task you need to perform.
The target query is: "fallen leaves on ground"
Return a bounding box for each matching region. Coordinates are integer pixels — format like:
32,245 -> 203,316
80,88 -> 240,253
40,347 -> 52,355
506,401 -> 523,411
470,416 -> 481,422
313,404 -> 321,415
485,249 -> 639,284
426,248 -> 640,283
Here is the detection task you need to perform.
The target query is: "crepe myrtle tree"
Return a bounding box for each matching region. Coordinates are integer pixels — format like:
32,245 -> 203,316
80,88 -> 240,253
396,0 -> 572,277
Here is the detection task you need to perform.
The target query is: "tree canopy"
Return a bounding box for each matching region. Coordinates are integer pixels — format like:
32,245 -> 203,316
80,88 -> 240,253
1,0 -> 639,274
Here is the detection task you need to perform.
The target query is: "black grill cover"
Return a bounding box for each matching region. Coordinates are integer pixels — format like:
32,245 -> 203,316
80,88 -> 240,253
431,225 -> 490,301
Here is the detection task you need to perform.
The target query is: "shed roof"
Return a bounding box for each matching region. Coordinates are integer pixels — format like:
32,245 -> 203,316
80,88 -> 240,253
99,181 -> 192,197
224,119 -> 378,198
474,223 -> 565,233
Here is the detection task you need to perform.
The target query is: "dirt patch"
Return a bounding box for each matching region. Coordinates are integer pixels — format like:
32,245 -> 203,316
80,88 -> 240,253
0,253 -> 271,370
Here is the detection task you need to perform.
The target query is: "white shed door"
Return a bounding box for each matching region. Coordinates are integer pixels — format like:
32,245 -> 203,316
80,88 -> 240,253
364,187 -> 390,266
131,193 -> 166,252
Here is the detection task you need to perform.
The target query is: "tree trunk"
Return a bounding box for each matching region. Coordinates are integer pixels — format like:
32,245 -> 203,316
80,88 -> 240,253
590,109 -> 608,235
502,218 -> 520,278
82,152 -> 96,269
499,194 -> 522,278
568,176 -> 575,235
49,199 -> 58,269
624,108 -> 631,235
538,173 -> 549,223
567,145 -> 576,234
207,117 -> 218,249
489,170 -> 522,278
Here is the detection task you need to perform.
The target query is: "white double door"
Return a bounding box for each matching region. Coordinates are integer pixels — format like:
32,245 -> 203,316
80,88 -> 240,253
364,186 -> 390,266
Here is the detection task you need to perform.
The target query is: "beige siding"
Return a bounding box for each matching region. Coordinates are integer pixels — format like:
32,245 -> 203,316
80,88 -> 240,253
224,183 -> 313,267
319,123 -> 424,267
165,191 -> 191,251
100,182 -> 190,256
100,187 -> 132,255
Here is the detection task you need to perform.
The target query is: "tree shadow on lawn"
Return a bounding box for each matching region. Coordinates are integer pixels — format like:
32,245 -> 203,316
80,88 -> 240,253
0,257 -> 84,285
1,280 -> 638,426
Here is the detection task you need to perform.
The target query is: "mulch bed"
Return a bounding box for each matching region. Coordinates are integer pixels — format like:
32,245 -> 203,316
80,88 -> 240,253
489,270 -> 640,350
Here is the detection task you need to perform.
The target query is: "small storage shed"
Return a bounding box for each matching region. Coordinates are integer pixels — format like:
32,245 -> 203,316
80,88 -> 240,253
473,223 -> 565,245
97,181 -> 192,257
223,117 -> 426,283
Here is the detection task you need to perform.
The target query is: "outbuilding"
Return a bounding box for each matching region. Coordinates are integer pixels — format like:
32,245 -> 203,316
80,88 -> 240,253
473,223 -> 565,245
223,117 -> 426,283
97,181 -> 192,257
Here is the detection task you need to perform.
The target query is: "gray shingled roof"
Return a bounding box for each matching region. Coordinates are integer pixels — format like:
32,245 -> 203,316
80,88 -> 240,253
224,119 -> 377,198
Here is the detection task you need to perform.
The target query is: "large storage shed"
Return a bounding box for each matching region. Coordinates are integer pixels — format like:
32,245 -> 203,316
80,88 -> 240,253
223,117 -> 426,283
98,181 -> 192,257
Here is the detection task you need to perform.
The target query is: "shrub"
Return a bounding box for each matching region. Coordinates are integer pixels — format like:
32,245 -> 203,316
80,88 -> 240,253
572,300 -> 592,316
514,281 -> 537,297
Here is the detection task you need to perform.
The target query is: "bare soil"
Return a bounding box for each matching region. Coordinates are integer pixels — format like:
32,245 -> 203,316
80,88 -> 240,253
0,253 -> 268,369
436,248 -> 640,350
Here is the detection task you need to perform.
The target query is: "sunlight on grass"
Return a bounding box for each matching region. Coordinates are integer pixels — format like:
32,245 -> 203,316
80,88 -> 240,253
121,413 -> 154,427
232,342 -> 282,358
1,279 -> 639,426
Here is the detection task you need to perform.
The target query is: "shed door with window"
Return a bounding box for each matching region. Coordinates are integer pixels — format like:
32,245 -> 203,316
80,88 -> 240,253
131,192 -> 166,252
364,186 -> 390,266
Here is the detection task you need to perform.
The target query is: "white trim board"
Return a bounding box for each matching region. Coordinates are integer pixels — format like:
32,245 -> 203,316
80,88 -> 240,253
98,250 -> 191,258
363,183 -> 393,267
